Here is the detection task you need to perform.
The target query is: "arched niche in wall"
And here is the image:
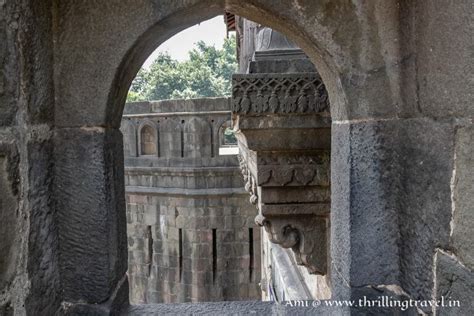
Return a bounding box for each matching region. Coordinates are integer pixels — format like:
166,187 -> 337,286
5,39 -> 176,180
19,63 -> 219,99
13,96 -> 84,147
218,120 -> 238,155
120,119 -> 137,157
183,117 -> 212,158
159,118 -> 182,158
138,121 -> 158,156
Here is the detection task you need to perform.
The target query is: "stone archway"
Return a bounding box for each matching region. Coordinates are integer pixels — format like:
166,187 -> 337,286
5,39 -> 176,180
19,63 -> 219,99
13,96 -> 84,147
51,1 -> 408,314
36,0 -> 415,314
52,3 -> 353,312
2,1 -> 472,315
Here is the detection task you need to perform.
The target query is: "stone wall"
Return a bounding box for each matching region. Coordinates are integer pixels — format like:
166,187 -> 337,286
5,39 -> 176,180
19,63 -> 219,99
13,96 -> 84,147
1,1 -> 472,314
0,1 -> 59,315
122,98 -> 261,303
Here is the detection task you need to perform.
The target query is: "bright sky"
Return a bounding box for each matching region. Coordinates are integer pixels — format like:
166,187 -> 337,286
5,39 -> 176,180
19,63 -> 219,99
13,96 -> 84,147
143,15 -> 227,68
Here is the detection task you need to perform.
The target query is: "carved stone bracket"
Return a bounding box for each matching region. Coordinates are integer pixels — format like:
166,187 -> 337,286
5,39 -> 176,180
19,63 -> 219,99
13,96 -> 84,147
238,150 -> 330,275
256,214 -> 328,275
232,71 -> 331,275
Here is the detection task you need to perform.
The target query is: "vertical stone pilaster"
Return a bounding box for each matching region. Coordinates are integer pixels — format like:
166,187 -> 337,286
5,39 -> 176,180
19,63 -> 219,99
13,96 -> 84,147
54,127 -> 128,311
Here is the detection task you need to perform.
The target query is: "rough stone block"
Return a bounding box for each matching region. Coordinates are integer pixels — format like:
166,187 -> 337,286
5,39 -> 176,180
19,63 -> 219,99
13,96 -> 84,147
25,136 -> 65,315
0,2 -> 19,127
331,120 -> 401,290
451,125 -> 474,270
415,1 -> 474,119
434,251 -> 474,315
0,144 -> 19,292
398,119 -> 454,302
332,117 -> 455,304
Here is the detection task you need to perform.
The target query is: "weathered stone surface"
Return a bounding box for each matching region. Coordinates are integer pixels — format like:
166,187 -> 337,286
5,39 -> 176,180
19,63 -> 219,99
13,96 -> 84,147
350,286 -> 419,316
434,251 -> 474,316
451,125 -> 474,270
0,302 -> 14,316
126,301 -> 341,316
0,1 -> 57,314
398,119 -> 454,303
0,144 -> 19,292
0,0 -> 472,314
19,0 -> 55,125
123,100 -> 260,303
1,0 -> 54,126
24,137 -> 61,316
183,117 -> 212,158
121,120 -> 137,157
248,59 -> 316,74
0,1 -> 19,127
331,120 -> 401,289
123,98 -> 231,115
414,1 -> 474,119
54,127 -> 127,303
58,276 -> 129,316
328,121 -> 351,300
332,117 -> 456,305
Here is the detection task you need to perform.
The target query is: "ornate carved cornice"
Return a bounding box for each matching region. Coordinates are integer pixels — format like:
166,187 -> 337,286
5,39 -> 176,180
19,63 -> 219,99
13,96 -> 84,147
232,73 -> 329,114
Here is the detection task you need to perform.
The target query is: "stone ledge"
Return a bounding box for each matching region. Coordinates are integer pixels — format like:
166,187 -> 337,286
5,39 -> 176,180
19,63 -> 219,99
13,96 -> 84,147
123,98 -> 231,115
125,166 -> 240,174
126,186 -> 248,197
123,111 -> 230,118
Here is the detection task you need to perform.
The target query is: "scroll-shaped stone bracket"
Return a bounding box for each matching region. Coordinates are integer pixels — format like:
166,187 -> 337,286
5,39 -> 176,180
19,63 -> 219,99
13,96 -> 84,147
238,146 -> 330,276
256,213 -> 328,275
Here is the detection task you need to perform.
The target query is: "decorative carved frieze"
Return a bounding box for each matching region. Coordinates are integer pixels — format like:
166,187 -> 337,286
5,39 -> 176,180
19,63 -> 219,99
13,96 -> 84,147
257,152 -> 330,187
232,73 -> 329,114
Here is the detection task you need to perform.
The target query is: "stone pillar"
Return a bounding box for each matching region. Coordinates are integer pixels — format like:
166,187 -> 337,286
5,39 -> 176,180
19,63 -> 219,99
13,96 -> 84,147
232,72 -> 331,276
54,127 -> 129,313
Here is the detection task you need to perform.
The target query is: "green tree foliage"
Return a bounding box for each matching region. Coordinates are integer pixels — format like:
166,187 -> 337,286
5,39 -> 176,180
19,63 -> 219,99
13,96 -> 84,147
223,127 -> 237,145
127,36 -> 237,102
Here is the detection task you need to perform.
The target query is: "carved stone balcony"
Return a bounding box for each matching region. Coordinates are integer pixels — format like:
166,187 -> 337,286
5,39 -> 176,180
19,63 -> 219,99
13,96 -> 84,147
232,73 -> 331,275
